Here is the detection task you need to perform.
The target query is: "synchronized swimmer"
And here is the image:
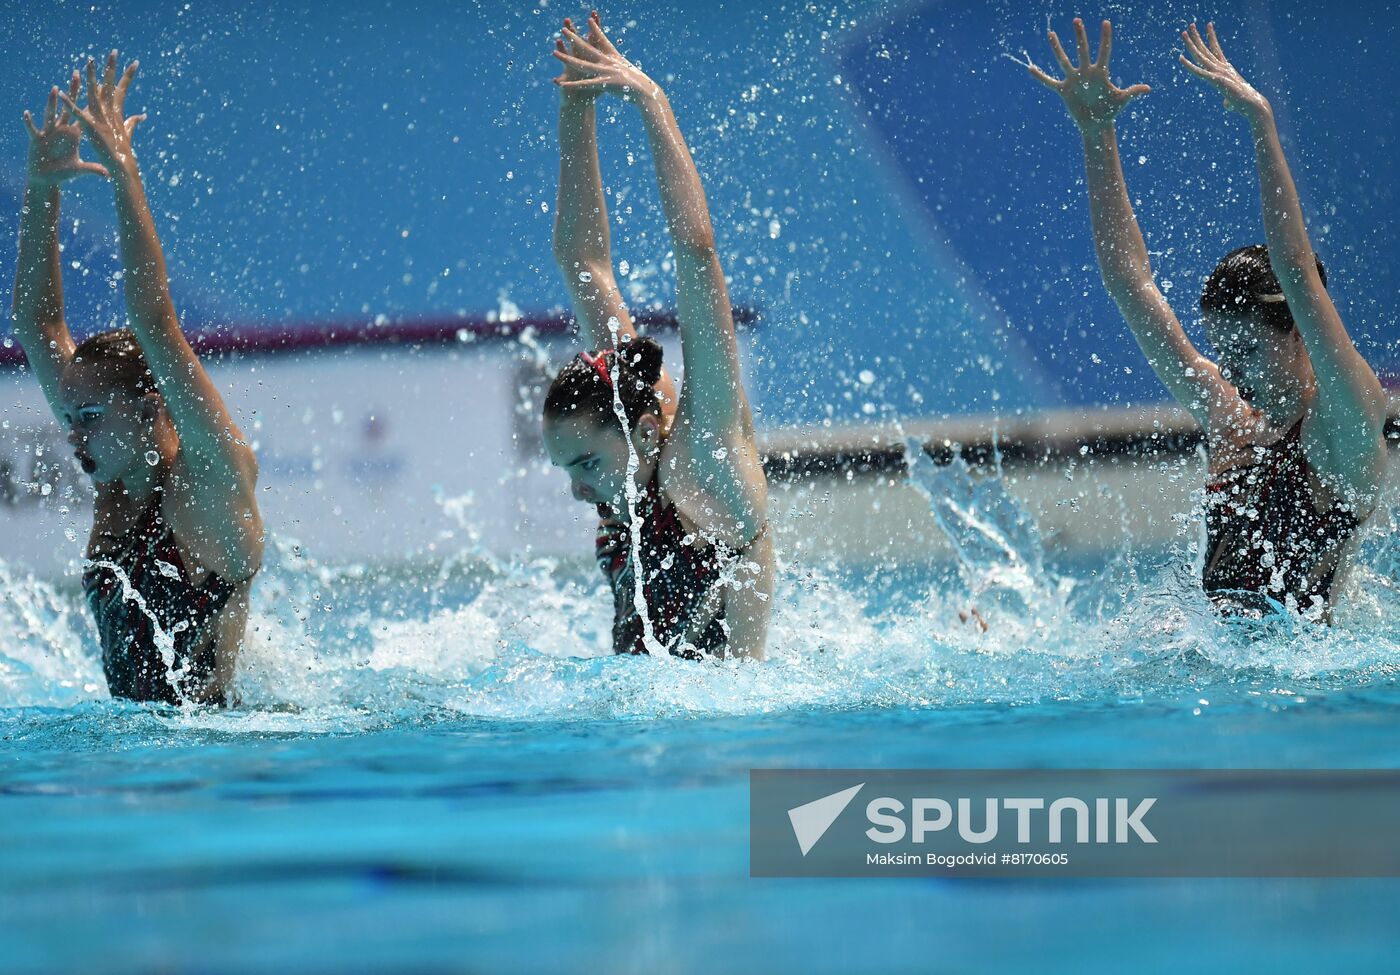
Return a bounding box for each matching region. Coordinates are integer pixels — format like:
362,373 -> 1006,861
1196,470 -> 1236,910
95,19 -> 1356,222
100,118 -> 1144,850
12,55 -> 262,704
1030,20 -> 1387,618
5,14 -> 1389,704
543,13 -> 774,659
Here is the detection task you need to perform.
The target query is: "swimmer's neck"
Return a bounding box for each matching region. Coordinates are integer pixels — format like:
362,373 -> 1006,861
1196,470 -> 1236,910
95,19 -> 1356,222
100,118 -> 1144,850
1258,376 -> 1315,431
115,427 -> 179,507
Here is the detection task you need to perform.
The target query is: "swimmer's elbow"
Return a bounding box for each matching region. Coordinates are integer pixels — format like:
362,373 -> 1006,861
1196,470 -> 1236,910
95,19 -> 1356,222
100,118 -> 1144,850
673,233 -> 718,264
551,235 -> 579,268
555,253 -> 612,292
722,590 -> 771,662
723,636 -> 765,662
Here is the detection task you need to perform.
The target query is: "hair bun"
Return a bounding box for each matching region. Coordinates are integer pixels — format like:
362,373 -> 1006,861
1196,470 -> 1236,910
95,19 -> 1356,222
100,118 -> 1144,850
619,335 -> 665,385
543,336 -> 665,430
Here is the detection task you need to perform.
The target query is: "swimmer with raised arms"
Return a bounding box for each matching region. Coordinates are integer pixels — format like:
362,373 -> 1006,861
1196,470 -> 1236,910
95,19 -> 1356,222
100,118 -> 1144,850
1030,19 -> 1388,618
542,12 -> 774,658
12,55 -> 262,702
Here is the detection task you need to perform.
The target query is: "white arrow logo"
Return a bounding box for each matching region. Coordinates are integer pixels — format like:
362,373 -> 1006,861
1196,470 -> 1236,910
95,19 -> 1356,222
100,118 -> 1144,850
787,783 -> 865,856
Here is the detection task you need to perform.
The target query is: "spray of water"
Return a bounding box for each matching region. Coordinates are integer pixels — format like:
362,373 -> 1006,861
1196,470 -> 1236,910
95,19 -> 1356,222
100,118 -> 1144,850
902,435 -> 1062,630
85,558 -> 192,697
604,316 -> 668,658
2,476 -> 1398,731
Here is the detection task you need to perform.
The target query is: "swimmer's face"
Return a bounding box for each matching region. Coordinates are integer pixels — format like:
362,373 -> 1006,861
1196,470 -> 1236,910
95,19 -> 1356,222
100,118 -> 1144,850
543,411 -> 661,514
1206,313 -> 1307,412
58,361 -> 158,484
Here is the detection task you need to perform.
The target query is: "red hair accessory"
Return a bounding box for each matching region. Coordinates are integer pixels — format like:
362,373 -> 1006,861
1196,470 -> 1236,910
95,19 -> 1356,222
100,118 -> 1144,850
578,349 -> 614,387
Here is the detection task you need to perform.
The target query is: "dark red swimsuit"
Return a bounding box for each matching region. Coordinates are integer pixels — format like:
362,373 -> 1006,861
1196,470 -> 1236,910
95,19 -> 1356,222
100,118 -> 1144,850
598,473 -> 759,659
82,490 -> 239,704
1203,417 -> 1360,617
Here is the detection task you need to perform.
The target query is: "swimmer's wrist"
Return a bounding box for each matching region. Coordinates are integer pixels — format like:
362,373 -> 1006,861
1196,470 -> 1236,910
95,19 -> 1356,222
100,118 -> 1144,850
24,170 -> 64,193
105,155 -> 143,187
1243,98 -> 1275,130
559,85 -> 599,106
634,84 -> 671,118
1077,120 -> 1116,144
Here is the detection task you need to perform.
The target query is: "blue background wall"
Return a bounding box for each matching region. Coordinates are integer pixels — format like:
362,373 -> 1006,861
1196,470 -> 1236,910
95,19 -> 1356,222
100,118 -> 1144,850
1,0 -> 1395,425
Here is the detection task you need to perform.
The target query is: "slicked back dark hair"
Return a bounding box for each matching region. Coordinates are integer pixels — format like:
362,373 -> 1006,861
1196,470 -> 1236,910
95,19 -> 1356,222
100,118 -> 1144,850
69,329 -> 158,399
543,336 -> 664,430
1200,244 -> 1327,333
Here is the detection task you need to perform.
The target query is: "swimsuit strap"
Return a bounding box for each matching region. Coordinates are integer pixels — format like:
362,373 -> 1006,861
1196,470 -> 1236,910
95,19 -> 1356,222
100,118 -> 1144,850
135,488 -> 167,549
731,518 -> 770,556
1268,416 -> 1307,471
1206,415 -> 1306,491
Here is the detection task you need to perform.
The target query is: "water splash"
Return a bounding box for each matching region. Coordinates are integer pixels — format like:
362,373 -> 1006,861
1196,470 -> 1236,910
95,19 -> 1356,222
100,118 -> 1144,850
903,437 -> 1054,618
86,558 -> 192,697
604,316 -> 667,658
1,472 -> 1397,731
0,560 -> 103,707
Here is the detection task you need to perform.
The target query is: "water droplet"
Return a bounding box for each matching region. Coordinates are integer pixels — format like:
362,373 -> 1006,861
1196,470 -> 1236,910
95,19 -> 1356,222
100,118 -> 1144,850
858,369 -> 875,385
145,450 -> 160,466
577,270 -> 593,283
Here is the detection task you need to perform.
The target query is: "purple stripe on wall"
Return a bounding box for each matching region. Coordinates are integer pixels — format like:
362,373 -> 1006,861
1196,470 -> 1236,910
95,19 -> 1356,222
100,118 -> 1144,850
0,306 -> 760,368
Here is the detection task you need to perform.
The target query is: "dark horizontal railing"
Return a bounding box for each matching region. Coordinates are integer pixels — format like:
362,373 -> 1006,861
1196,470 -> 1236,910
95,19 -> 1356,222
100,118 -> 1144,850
0,306 -> 761,367
761,429 -> 1206,481
760,408 -> 1400,482
5,308 -> 1394,482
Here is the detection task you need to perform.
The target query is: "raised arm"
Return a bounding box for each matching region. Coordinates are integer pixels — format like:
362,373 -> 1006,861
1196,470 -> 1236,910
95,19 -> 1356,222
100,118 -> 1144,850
63,53 -> 260,587
1180,23 -> 1387,500
554,14 -> 752,442
552,27 -> 633,347
61,55 -> 253,475
11,75 -> 108,418
555,15 -> 770,656
1031,19 -> 1238,425
552,18 -> 678,408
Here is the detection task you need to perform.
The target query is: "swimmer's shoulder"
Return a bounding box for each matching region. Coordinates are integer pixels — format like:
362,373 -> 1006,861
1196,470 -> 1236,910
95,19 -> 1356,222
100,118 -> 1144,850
1203,401 -> 1274,480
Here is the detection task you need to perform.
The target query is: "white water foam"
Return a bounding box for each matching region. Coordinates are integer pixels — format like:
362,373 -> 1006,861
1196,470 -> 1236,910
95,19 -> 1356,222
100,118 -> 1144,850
2,471 -> 1397,731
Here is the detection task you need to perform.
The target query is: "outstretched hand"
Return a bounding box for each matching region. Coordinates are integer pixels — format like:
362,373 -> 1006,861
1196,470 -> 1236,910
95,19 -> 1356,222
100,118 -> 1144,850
1029,18 -> 1149,133
1179,22 -> 1269,119
23,72 -> 108,186
552,16 -> 601,99
551,10 -> 658,101
57,50 -> 146,177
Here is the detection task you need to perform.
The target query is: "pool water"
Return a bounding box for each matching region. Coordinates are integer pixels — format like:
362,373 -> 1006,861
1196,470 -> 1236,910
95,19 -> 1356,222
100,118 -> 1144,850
3,470 -> 1400,972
